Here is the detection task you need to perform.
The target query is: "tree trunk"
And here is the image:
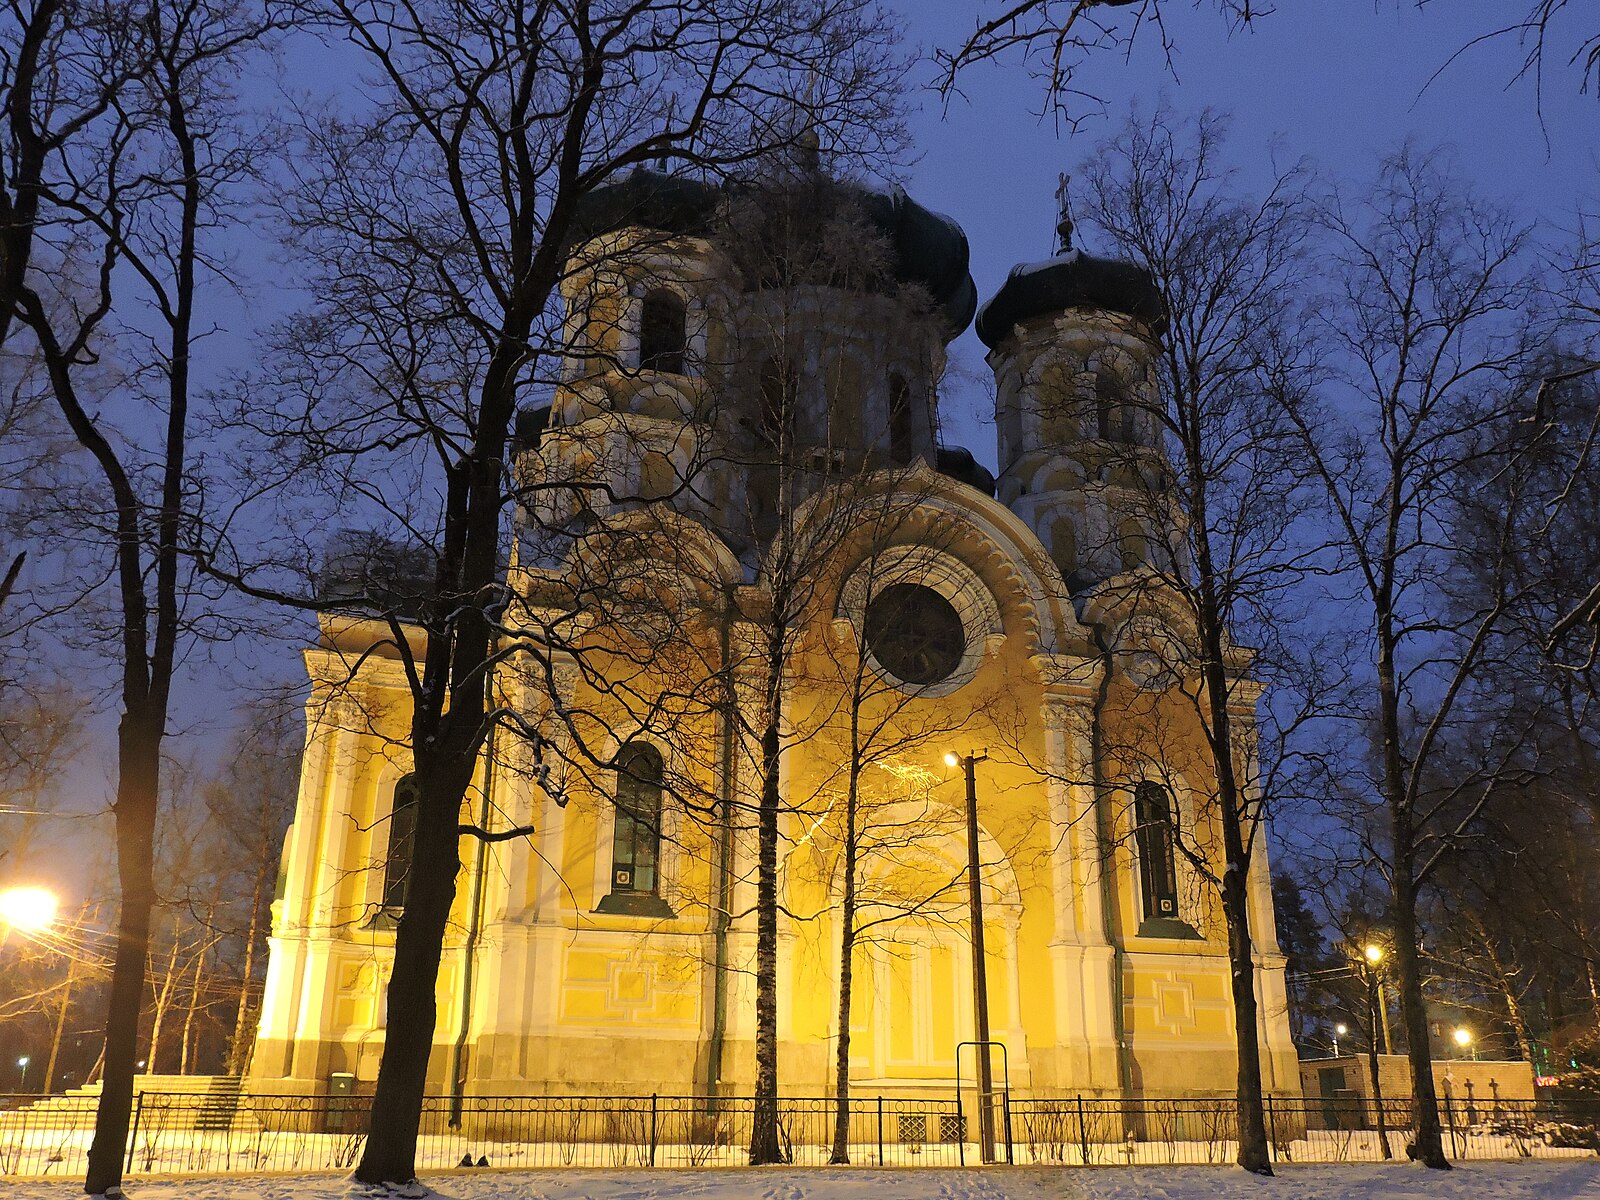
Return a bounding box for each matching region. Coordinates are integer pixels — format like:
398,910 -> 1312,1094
146,931 -> 183,1074
1189,506 -> 1271,1175
46,953 -> 78,1095
1391,869 -> 1448,1167
828,774 -> 861,1164
83,715 -> 161,1195
352,754 -> 469,1184
228,869 -> 267,1075
749,629 -> 786,1166
179,946 -> 206,1075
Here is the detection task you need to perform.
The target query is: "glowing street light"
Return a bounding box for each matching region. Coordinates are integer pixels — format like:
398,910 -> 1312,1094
1454,1027 -> 1474,1060
1364,944 -> 1384,965
0,887 -> 57,933
1334,1023 -> 1349,1056
16,1055 -> 30,1090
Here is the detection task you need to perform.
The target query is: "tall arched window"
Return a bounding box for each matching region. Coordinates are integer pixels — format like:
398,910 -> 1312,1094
610,742 -> 664,896
382,774 -> 420,910
638,289 -> 687,374
887,374 -> 915,464
1118,517 -> 1149,573
1096,364 -> 1134,442
1134,780 -> 1179,920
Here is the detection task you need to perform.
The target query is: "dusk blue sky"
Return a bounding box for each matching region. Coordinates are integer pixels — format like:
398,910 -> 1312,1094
19,2 -> 1597,860
898,1 -> 1594,467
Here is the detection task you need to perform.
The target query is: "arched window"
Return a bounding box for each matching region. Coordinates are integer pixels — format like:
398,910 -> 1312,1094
1118,517 -> 1148,573
887,374 -> 915,464
382,774 -> 420,910
1134,781 -> 1179,920
610,742 -> 664,896
638,289 -> 687,374
1096,364 -> 1135,442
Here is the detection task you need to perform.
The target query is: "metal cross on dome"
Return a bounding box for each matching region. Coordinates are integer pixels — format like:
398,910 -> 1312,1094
1055,172 -> 1074,253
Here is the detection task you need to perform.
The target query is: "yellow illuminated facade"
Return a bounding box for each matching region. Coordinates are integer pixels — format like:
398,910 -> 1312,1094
249,171 -> 1298,1101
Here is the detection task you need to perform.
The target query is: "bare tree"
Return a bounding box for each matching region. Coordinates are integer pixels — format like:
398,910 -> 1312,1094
216,3 -> 910,1183
936,0 -> 1259,119
1038,105 -> 1319,1174
5,0 -> 287,1188
1286,145 -> 1545,1169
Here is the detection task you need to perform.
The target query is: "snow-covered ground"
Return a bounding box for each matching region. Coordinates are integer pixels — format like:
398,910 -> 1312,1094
8,1162 -> 1600,1200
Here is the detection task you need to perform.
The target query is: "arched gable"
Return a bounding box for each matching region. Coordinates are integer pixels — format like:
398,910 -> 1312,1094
780,461 -> 1086,658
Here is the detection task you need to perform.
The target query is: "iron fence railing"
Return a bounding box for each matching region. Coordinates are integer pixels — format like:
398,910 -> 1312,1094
1008,1095 -> 1600,1165
4,1090 -> 1599,1178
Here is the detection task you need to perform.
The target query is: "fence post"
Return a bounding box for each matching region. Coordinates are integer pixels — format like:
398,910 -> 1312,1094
1265,1095 -> 1276,1163
1003,1093 -> 1013,1164
649,1093 -> 658,1167
1078,1094 -> 1090,1165
876,1096 -> 884,1166
124,1091 -> 145,1174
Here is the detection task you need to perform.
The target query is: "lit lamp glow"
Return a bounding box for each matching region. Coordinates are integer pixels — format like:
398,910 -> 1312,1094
943,752 -> 960,768
1454,1027 -> 1473,1055
0,887 -> 57,933
1364,944 -> 1384,965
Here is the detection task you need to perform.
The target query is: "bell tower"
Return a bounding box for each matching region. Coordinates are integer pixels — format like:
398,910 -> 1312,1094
976,181 -> 1178,596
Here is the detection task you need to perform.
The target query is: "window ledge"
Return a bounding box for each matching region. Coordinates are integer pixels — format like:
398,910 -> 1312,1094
1135,917 -> 1203,941
362,906 -> 404,931
595,892 -> 676,919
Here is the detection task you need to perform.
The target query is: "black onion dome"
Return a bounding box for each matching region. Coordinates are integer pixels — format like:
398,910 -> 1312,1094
975,251 -> 1167,349
935,445 -> 996,497
566,169 -> 722,247
567,169 -> 977,337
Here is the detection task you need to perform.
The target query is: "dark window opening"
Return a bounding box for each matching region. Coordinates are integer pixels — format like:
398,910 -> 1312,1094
383,774 -> 420,910
888,374 -> 915,464
639,289 -> 687,374
1096,364 -> 1136,443
610,742 -> 664,895
1134,780 -> 1179,920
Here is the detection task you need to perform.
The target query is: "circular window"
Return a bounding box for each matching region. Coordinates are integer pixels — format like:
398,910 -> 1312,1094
863,583 -> 967,686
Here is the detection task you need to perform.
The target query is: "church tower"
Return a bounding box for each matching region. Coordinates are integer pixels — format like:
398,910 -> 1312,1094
976,187 -> 1181,596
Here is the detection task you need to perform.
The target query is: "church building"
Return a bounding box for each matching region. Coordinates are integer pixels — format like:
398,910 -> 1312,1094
248,157 -> 1299,1105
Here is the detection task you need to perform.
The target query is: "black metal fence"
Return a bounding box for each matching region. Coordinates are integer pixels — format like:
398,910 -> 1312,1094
0,1092 -> 966,1177
1009,1095 -> 1600,1165
4,1091 -> 1600,1178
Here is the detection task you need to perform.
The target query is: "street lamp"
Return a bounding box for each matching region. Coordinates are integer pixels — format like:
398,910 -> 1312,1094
946,749 -> 997,1164
0,886 -> 57,933
17,1055 -> 30,1091
1362,945 -> 1392,1053
1357,942 -> 1393,1160
1334,1023 -> 1348,1057
1454,1027 -> 1474,1060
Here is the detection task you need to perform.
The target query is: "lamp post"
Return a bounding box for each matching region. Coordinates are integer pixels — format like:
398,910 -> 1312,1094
1454,1027 -> 1474,1061
1334,1023 -> 1348,1058
17,1055 -> 31,1091
1361,943 -> 1392,1159
946,750 -> 996,1164
1364,944 -> 1392,1054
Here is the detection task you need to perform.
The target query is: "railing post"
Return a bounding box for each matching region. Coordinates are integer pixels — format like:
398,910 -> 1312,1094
876,1096 -> 884,1166
649,1093 -> 658,1167
1078,1094 -> 1090,1165
125,1091 -> 145,1174
1265,1095 -> 1276,1162
1003,1092 -> 1013,1164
